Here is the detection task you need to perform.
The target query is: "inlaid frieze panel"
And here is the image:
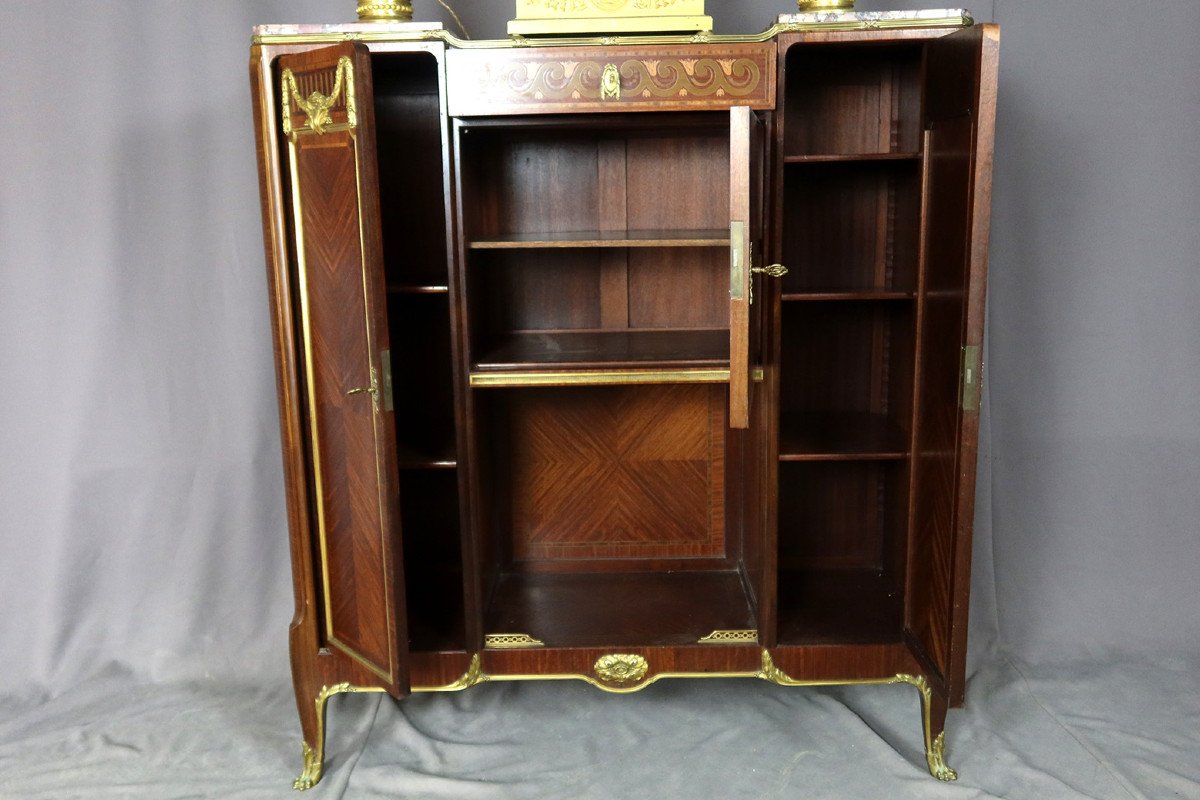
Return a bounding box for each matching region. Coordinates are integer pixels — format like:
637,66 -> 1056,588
447,44 -> 775,116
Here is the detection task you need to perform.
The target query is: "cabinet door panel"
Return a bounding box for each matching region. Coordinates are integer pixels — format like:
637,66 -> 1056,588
729,106 -> 765,429
906,25 -> 999,699
280,43 -> 410,695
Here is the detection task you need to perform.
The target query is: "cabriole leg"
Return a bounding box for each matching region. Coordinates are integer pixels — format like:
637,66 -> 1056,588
293,683 -> 345,791
894,673 -> 957,781
292,682 -> 387,790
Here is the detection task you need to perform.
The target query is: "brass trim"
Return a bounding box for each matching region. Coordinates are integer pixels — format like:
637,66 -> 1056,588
730,220 -> 746,302
252,15 -> 974,48
357,0 -> 413,22
797,0 -> 855,10
281,56 -> 356,139
509,16 -> 714,37
485,632 -> 546,649
510,0 -> 711,35
414,653 -> 489,693
409,650 -> 955,780
469,368 -> 765,388
294,683 -> 387,791
594,654 -> 649,684
698,629 -> 758,644
294,660 -> 955,787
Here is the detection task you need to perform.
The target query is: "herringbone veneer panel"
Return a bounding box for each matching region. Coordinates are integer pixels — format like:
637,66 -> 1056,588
506,385 -> 726,561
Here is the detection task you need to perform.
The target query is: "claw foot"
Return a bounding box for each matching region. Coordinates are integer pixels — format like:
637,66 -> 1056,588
293,741 -> 323,791
927,732 -> 958,782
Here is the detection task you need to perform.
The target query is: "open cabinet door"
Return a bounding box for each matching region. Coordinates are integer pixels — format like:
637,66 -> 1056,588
280,43 -> 410,696
729,106 -> 766,429
906,25 -> 999,704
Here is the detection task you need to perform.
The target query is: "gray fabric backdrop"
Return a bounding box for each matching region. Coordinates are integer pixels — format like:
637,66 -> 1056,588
2,1 -> 1198,797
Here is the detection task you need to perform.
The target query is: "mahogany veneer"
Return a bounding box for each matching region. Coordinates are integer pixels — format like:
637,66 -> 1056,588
250,18 -> 999,791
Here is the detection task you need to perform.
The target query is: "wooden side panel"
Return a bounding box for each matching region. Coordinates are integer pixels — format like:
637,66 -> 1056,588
281,43 -> 409,693
446,44 -> 776,116
906,26 -> 998,702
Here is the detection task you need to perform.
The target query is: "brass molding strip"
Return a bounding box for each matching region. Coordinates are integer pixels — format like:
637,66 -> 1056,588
252,14 -> 973,48
469,367 -> 764,388
509,17 -> 714,37
485,632 -> 546,649
409,649 -> 956,781
697,629 -> 758,644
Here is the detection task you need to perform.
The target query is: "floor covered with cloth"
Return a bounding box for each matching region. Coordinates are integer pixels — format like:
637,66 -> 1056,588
3,653 -> 1196,800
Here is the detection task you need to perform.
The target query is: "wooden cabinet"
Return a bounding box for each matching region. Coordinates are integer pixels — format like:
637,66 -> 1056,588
250,17 -> 998,791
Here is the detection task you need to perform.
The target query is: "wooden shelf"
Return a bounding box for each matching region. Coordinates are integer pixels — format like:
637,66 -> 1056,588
396,443 -> 458,470
469,229 -> 730,250
473,329 -> 729,374
388,284 -> 450,294
777,569 -> 902,645
487,571 -> 755,648
779,412 -> 909,461
783,291 -> 914,302
784,153 -> 920,164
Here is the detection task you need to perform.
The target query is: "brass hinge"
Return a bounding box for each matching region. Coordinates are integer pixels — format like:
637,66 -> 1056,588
960,345 -> 982,412
729,220 -> 746,301
381,349 -> 394,413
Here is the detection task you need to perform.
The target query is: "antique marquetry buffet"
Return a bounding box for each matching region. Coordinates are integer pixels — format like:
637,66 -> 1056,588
249,0 -> 998,790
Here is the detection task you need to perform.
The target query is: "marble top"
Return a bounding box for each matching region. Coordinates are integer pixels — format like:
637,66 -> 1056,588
777,9 -> 973,25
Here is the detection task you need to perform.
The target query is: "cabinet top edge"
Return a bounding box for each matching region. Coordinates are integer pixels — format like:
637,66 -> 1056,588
250,11 -> 974,49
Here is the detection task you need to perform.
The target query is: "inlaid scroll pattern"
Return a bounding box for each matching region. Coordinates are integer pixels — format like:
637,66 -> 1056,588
481,56 -> 762,103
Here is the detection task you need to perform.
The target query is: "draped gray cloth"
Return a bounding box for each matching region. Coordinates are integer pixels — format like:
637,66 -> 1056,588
2,1 -> 1197,798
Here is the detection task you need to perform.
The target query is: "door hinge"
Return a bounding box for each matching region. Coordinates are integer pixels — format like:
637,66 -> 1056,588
960,345 -> 982,412
381,349 -> 394,413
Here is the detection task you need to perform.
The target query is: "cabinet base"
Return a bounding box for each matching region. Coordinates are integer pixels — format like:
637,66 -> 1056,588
292,650 -> 957,789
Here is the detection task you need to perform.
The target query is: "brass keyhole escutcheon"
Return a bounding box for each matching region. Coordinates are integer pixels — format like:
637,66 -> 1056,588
601,63 -> 621,101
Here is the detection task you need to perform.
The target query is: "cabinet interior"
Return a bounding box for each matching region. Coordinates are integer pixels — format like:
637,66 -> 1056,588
774,42 -> 925,645
317,39 -> 965,655
458,114 -> 734,375
470,382 -> 755,647
373,52 -> 466,652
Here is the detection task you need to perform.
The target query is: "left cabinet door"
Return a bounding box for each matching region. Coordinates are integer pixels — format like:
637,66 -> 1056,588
280,43 -> 410,695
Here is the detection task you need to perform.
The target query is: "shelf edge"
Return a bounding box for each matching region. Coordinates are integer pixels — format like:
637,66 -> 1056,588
470,367 -> 765,388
